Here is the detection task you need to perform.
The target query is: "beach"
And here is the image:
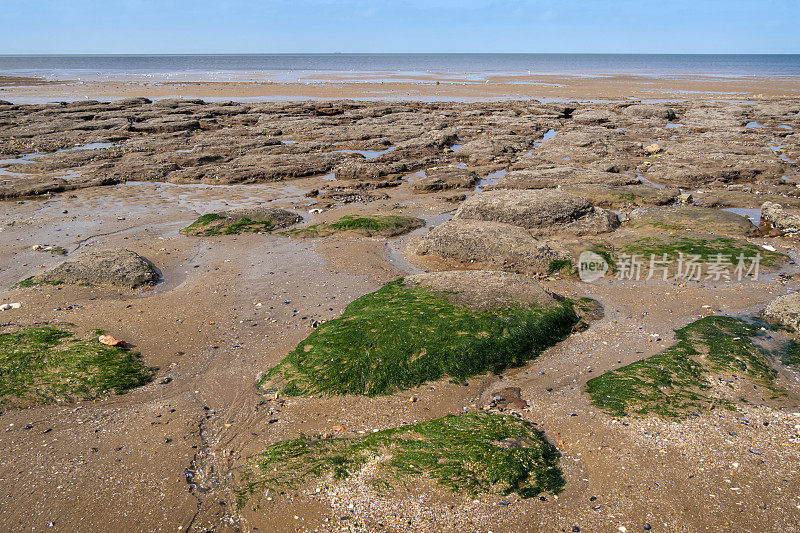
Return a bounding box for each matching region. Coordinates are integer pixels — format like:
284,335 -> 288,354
2,71 -> 799,102
1,60 -> 800,532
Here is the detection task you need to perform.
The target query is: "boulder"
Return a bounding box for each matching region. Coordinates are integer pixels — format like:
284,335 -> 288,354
222,206 -> 303,228
622,104 -> 677,121
416,219 -> 569,272
453,189 -> 620,236
761,201 -> 800,236
763,293 -> 800,334
407,270 -> 559,311
32,249 -> 159,289
182,207 -> 302,236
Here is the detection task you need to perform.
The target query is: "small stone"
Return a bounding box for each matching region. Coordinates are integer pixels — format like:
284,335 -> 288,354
644,143 -> 662,154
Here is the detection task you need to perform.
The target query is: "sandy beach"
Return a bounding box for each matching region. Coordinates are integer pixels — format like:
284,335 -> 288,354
1,72 -> 799,102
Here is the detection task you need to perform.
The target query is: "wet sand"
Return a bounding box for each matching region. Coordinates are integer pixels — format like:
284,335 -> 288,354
1,73 -> 799,102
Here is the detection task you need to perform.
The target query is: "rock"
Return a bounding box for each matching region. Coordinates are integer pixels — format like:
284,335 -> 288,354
453,136 -> 527,164
488,386 -> 529,409
412,168 -> 479,192
488,167 -> 639,190
407,271 -> 559,310
32,249 -> 159,289
678,192 -> 694,204
221,206 -> 303,228
416,219 -> 570,273
627,206 -> 757,236
453,189 -> 620,236
98,335 -> 125,347
763,292 -> 800,334
561,184 -> 679,209
182,207 -> 302,236
761,201 -> 800,236
622,104 -> 677,120
0,303 -> 21,311
572,109 -> 614,125
644,143 -> 662,154
129,116 -> 201,133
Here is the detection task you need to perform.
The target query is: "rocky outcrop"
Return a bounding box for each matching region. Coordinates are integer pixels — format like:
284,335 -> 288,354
627,206 -> 758,236
453,189 -> 620,236
487,167 -> 639,190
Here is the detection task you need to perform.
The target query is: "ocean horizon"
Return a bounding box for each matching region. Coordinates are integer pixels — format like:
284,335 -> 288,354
2,53 -> 799,83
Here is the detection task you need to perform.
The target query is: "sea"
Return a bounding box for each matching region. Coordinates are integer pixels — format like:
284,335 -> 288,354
1,54 -> 799,83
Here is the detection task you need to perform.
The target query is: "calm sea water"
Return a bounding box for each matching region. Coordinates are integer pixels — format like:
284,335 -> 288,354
1,54 -> 799,82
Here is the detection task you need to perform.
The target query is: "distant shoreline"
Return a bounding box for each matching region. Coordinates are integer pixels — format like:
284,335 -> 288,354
1,72 -> 798,103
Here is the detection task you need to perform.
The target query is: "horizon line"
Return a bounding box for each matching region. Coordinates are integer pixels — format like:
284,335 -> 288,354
2,52 -> 800,57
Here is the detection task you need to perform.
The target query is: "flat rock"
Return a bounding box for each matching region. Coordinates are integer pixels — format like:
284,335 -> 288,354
453,189 -> 620,236
412,168 -> 479,192
627,205 -> 757,236
561,184 -> 679,208
488,167 -> 639,190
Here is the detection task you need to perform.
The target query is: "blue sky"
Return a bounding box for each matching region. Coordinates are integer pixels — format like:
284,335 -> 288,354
1,0 -> 798,54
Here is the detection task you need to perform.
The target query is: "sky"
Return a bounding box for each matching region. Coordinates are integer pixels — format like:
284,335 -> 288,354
1,0 -> 798,55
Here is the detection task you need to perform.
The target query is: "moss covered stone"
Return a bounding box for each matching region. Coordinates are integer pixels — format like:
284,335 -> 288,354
0,326 -> 155,408
236,412 -> 564,505
259,278 -> 585,397
586,316 -> 790,419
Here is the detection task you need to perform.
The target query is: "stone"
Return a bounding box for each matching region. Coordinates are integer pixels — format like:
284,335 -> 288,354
644,143 -> 662,154
407,271 -> 559,310
31,249 -> 159,289
761,201 -> 800,236
763,292 -> 800,334
416,219 -> 570,273
453,189 -> 620,236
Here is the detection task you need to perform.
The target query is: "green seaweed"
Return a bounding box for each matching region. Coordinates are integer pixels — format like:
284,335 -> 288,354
547,259 -> 574,275
13,277 -> 64,289
181,213 -> 274,236
259,279 -> 582,397
236,412 -> 564,507
283,215 -> 422,238
586,316 -> 783,419
619,237 -> 784,268
0,327 -> 155,407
